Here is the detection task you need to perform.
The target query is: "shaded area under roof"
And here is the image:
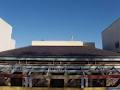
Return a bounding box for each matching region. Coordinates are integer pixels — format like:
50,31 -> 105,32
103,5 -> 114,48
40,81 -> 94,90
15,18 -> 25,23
0,46 -> 119,57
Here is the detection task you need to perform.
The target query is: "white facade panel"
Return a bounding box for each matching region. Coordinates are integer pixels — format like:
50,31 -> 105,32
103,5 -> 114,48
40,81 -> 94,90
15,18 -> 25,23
0,18 -> 15,52
32,41 -> 84,46
32,41 -> 95,47
9,39 -> 16,49
102,18 -> 120,52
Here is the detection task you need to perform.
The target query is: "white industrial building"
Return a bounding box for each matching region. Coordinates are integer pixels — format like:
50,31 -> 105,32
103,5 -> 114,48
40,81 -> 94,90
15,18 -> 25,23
0,18 -> 15,52
102,18 -> 120,52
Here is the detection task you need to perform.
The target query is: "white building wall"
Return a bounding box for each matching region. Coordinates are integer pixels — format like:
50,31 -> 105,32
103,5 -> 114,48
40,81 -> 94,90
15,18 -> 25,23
10,39 -> 16,49
0,18 -> 15,52
32,41 -> 95,47
102,18 -> 120,52
32,41 -> 84,46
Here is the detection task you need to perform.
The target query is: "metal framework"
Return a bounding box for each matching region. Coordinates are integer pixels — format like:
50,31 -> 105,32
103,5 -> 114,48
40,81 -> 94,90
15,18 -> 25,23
0,56 -> 120,87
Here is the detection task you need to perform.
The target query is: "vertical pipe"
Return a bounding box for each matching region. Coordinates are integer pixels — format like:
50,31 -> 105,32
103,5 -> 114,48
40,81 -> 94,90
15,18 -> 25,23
85,77 -> 88,87
29,76 -> 32,87
81,78 -> 84,88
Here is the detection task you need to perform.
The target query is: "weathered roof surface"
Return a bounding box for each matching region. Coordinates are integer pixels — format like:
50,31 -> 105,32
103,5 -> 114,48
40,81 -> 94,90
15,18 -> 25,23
0,46 -> 119,57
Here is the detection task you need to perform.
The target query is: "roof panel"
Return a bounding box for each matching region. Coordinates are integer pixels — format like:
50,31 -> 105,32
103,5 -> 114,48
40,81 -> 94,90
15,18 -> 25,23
0,46 -> 119,57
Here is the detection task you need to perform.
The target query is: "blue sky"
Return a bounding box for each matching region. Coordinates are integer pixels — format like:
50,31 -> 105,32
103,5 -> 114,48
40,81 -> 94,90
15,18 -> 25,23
0,0 -> 120,48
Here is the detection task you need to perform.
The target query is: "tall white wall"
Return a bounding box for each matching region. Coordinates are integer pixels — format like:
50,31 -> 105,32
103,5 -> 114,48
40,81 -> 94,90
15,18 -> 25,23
0,18 -> 15,52
102,18 -> 120,52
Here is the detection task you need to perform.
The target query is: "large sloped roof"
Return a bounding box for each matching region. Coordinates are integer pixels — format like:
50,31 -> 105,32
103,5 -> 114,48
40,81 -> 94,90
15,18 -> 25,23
0,46 -> 119,57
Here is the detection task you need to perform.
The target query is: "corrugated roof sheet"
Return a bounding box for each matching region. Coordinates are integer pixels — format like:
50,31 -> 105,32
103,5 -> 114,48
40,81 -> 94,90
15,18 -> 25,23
0,46 -> 119,57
